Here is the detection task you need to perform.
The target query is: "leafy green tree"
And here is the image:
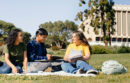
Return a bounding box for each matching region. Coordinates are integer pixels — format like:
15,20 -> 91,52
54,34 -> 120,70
39,20 -> 78,49
0,20 -> 31,44
0,20 -> 16,40
76,0 -> 116,46
23,32 -> 31,45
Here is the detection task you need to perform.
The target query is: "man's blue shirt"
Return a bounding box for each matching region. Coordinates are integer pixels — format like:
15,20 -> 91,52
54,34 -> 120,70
27,39 -> 47,61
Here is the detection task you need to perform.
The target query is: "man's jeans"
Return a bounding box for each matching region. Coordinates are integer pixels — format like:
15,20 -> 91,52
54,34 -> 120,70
61,60 -> 95,74
27,62 -> 52,73
0,62 -> 23,74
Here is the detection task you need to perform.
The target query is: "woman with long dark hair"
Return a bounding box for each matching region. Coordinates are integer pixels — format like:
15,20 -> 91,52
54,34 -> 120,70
0,29 -> 28,74
61,31 -> 98,74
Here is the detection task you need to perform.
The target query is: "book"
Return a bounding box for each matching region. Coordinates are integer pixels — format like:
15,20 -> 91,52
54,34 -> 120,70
68,49 -> 82,60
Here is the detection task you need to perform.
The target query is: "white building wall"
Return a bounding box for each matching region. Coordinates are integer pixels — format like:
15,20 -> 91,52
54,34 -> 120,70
78,5 -> 130,47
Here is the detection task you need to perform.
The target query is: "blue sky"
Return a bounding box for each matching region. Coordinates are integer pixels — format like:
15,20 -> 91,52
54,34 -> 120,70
0,0 -> 130,36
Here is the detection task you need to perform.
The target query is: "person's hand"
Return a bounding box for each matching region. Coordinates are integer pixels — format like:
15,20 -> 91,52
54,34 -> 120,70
68,57 -> 83,63
68,58 -> 77,63
12,67 -> 18,74
47,54 -> 52,61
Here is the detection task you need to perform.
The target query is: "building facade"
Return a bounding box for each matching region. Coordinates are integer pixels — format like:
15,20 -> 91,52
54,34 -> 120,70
79,5 -> 130,46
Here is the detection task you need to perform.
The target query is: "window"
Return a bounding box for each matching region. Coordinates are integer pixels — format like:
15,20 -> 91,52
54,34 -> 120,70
117,38 -> 121,42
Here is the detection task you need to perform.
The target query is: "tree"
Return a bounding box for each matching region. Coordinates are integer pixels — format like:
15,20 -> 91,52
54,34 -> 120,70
76,0 -> 116,46
0,20 -> 16,40
23,32 -> 31,45
0,20 -> 32,44
39,20 -> 78,49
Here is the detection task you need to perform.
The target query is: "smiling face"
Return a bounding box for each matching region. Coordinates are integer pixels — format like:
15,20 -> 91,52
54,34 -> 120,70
72,33 -> 81,44
37,34 -> 47,43
15,32 -> 23,43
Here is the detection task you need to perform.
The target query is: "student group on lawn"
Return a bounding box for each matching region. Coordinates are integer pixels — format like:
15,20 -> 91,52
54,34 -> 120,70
0,28 -> 127,75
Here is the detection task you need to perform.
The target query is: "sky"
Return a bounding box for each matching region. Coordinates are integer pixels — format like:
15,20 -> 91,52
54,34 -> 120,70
0,0 -> 130,37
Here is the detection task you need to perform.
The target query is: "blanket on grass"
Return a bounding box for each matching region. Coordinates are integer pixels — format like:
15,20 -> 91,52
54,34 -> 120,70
7,71 -> 96,77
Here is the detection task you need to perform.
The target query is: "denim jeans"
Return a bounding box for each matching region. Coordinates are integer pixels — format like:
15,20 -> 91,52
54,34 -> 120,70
0,62 -> 23,74
27,62 -> 52,73
61,60 -> 95,74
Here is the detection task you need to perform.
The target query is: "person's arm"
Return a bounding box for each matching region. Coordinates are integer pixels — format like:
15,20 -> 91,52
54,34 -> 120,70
23,51 -> 28,73
64,54 -> 69,61
69,46 -> 91,62
5,53 -> 18,74
83,46 -> 91,61
82,53 -> 90,60
76,46 -> 91,61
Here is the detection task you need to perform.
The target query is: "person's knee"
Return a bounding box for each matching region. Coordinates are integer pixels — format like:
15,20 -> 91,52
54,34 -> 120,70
76,60 -> 87,66
0,63 -> 11,73
61,62 -> 69,71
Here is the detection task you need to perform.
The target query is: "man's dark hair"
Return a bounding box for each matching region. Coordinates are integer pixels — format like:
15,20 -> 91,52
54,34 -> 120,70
36,28 -> 48,36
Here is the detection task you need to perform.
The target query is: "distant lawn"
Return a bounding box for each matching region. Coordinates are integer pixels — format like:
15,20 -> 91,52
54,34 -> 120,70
0,50 -> 130,83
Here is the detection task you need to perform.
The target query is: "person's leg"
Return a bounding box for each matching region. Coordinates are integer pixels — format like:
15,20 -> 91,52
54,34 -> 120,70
0,62 -> 11,74
76,60 -> 95,72
61,62 -> 79,74
27,62 -> 52,73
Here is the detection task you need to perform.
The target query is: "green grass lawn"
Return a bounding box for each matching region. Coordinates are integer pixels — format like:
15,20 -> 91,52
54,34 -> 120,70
0,50 -> 130,83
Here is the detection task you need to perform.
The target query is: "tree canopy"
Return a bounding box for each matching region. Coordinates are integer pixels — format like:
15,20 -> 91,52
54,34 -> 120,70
0,20 -> 31,44
39,20 -> 78,48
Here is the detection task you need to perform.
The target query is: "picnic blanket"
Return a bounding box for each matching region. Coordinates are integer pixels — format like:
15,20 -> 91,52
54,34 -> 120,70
7,71 -> 97,77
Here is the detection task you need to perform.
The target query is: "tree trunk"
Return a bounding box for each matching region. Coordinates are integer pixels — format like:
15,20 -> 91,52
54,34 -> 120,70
108,28 -> 111,46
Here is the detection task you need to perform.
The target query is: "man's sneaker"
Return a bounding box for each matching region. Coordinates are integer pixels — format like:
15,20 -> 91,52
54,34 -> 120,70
76,68 -> 86,74
86,69 -> 99,75
44,67 -> 52,72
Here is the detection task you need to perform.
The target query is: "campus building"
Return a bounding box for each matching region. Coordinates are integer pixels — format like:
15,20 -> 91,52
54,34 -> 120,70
79,5 -> 130,46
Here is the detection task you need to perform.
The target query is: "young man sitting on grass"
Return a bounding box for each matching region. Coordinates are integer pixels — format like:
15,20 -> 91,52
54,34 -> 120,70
27,28 -> 52,73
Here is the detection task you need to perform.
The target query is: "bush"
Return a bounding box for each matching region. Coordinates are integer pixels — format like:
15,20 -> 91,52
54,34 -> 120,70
51,46 -> 60,51
92,45 -> 130,54
92,45 -> 112,54
118,46 -> 130,53
45,44 -> 51,48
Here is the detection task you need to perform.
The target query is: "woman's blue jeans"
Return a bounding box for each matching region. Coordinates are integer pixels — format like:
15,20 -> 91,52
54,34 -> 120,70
0,62 -> 23,74
61,60 -> 95,74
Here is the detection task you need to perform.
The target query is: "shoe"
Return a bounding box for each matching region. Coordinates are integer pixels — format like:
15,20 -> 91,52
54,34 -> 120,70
76,68 -> 86,74
44,67 -> 52,72
86,69 -> 99,75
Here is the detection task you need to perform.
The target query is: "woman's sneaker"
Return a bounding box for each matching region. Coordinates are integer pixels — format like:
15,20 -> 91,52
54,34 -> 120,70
76,69 -> 86,74
86,70 -> 99,75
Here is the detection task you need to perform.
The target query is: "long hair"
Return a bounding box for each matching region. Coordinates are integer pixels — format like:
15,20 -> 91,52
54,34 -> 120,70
73,31 -> 92,54
6,29 -> 22,49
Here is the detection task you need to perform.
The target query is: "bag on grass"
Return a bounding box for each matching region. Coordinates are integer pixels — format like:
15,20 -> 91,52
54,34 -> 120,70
101,60 -> 127,74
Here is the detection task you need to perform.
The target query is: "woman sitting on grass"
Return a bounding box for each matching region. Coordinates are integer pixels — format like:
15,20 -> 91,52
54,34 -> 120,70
61,31 -> 98,74
0,29 -> 28,74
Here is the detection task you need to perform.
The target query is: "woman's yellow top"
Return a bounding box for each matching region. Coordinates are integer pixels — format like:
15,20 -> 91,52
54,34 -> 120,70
65,43 -> 90,62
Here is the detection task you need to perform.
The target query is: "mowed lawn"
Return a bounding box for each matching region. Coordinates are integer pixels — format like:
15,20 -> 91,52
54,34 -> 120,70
0,49 -> 130,83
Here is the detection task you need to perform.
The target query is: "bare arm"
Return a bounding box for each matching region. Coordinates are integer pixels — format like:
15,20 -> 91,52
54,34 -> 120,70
82,52 -> 91,61
72,53 -> 91,61
23,51 -> 28,73
64,54 -> 69,61
5,53 -> 18,73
